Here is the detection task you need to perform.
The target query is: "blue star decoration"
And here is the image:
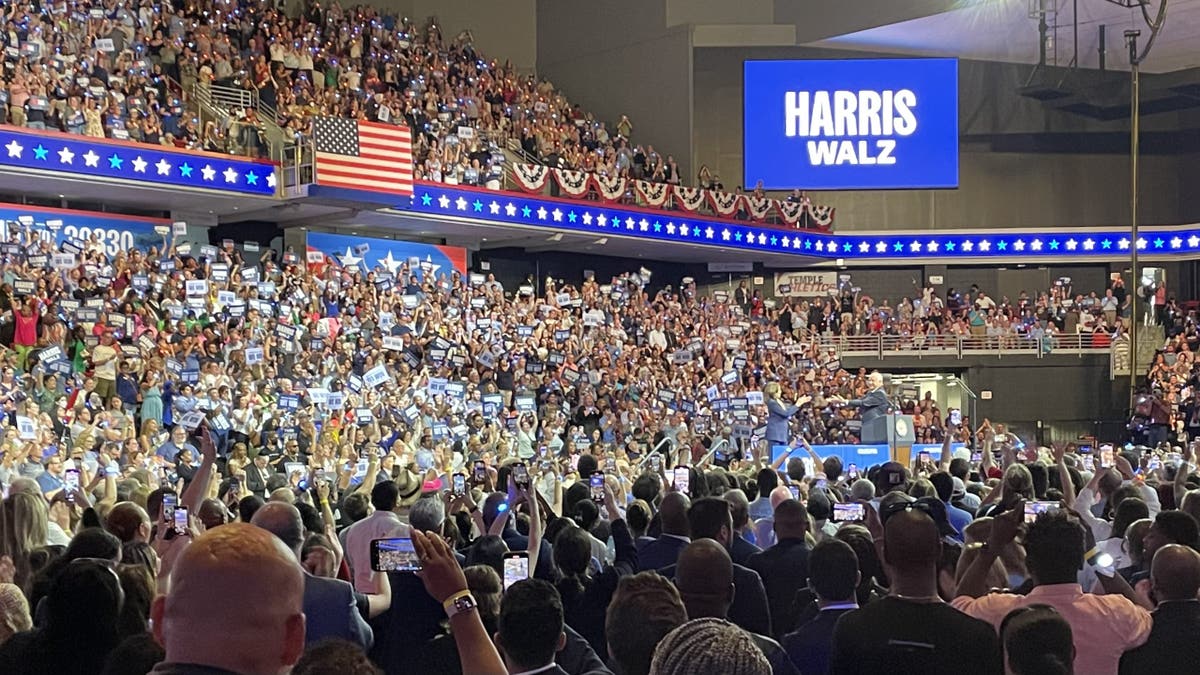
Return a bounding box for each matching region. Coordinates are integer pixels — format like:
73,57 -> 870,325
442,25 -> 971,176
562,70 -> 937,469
997,240 -> 1008,251
245,171 -> 258,185
769,236 -> 778,246
421,193 -> 432,206
804,239 -> 813,250
843,242 -> 852,253
108,154 -> 123,169
179,163 -> 193,178
567,212 -> 577,223
33,144 -> 48,160
521,206 -> 532,218
653,221 -> 662,232
945,241 -> 956,251
473,200 -> 483,212
1154,238 -> 1164,248
734,232 -> 743,241
1049,240 -> 1059,250
894,242 -> 904,252
1101,239 -> 1112,249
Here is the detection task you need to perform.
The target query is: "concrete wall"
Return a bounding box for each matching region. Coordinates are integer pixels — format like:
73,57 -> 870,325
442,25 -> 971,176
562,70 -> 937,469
666,0 -> 776,27
537,1 -> 695,176
694,48 -> 1198,230
374,0 -> 538,71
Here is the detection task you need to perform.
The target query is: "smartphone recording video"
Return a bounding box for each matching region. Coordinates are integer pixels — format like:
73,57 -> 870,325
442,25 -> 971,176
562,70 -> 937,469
173,506 -> 189,535
452,473 -> 466,497
473,460 -> 487,483
832,503 -> 865,523
503,552 -> 529,590
589,472 -> 605,503
513,463 -> 530,489
673,466 -> 690,496
1024,500 -> 1058,524
162,493 -> 178,522
371,537 -> 421,572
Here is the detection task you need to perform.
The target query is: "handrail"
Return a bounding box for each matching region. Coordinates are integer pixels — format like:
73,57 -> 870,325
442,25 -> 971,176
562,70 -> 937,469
817,332 -> 1113,360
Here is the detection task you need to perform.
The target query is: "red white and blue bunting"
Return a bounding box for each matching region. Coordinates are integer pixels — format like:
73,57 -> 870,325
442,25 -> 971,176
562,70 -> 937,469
708,190 -> 743,217
673,185 -> 707,212
635,180 -> 670,207
512,163 -> 550,192
593,174 -> 627,202
745,196 -> 774,221
777,200 -> 805,226
808,204 -> 836,228
554,168 -> 590,198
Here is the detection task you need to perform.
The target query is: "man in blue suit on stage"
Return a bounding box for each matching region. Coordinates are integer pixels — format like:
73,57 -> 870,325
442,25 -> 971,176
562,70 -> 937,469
833,371 -> 891,423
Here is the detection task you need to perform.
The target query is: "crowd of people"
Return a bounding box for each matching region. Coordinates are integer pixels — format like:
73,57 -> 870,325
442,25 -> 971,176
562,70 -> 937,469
1,0 -> 828,223
0,219 -> 1190,674
798,276 -> 1129,349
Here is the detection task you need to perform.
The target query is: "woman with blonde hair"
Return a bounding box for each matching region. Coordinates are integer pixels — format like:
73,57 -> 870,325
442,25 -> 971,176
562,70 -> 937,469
0,492 -> 50,594
0,583 -> 31,645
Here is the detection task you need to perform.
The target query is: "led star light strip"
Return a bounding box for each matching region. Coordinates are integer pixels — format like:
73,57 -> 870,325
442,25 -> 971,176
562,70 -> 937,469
410,184 -> 1200,262
0,129 -> 277,197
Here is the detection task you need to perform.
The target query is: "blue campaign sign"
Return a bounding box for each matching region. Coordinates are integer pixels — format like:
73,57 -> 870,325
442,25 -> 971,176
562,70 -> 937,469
743,58 -> 959,190
770,443 -> 968,469
0,202 -> 166,256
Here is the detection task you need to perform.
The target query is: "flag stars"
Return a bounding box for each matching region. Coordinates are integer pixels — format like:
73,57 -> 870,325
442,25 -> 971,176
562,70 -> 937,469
804,239 -> 813,250
1189,235 -> 1200,248
456,197 -> 468,211
893,241 -> 904,252
201,164 -> 216,181
505,202 -> 517,217
639,219 -> 649,231
4,140 -> 23,158
581,212 -> 592,225
521,205 -> 532,218
420,193 -> 433,206
473,200 -> 484,213
1171,237 -> 1182,249
223,167 -> 239,184
626,217 -> 635,228
181,163 -> 195,179
567,211 -> 576,222
489,201 -> 501,214
57,147 -> 74,164
1136,238 -> 1147,250
927,241 -> 939,252
996,240 -> 1007,251
979,240 -> 991,252
32,145 -> 47,160
1154,238 -> 1164,249
1030,239 -> 1043,251
438,194 -> 451,209
1083,238 -> 1095,250
721,229 -> 731,241
666,223 -> 676,235
597,214 -> 607,226
1065,239 -> 1077,251
962,240 -> 974,252
841,242 -> 851,252
909,241 -> 922,252
653,221 -> 662,232
693,226 -> 701,237
1101,239 -> 1112,249
875,241 -> 887,253
706,227 -> 715,239
551,208 -> 562,222
131,156 -> 147,173
945,241 -> 956,252
858,242 -> 870,253
535,206 -> 547,219
1118,238 -> 1130,250
245,171 -> 259,185
759,234 -> 768,245
792,238 -> 802,249
1013,240 -> 1025,251
84,150 -> 100,167
108,154 -> 123,169
734,232 -> 743,242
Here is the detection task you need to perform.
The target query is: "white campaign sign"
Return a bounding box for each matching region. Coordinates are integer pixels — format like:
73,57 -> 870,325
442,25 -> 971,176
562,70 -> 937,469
774,271 -> 838,297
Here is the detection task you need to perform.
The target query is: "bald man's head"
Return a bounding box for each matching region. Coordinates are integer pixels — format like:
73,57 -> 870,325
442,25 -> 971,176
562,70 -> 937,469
769,485 -> 793,511
660,492 -> 692,537
675,539 -> 734,620
882,510 -> 941,571
1151,544 -> 1200,603
151,523 -> 306,675
251,501 -> 305,557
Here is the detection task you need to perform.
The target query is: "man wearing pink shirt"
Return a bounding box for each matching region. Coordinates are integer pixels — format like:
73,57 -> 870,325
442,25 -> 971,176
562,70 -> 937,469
953,505 -> 1152,675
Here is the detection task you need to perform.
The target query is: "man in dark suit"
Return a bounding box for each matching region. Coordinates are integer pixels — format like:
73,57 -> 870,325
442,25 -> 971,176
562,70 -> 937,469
782,539 -> 861,674
725,489 -> 763,566
659,497 -> 773,637
1120,544 -> 1200,674
637,492 -> 691,571
837,371 -> 891,423
243,452 -> 276,499
747,499 -> 811,637
497,579 -> 572,675
250,502 -> 373,650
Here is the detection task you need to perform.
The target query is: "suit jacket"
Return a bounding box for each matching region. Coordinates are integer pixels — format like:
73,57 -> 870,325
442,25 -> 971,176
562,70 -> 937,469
303,572 -> 374,650
846,388 -> 891,423
782,608 -> 856,675
766,398 -> 799,445
244,464 -> 275,499
659,560 -> 773,637
637,534 -> 689,572
730,531 -> 762,567
1120,600 -> 1200,675
747,537 -> 811,638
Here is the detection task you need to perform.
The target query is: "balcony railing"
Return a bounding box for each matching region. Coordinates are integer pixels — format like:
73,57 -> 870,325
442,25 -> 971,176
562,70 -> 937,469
817,333 -> 1113,360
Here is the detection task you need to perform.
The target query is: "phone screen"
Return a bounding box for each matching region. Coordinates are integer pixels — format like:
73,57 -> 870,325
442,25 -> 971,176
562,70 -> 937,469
452,473 -> 466,496
673,467 -> 690,496
788,485 -> 800,500
832,502 -> 865,522
605,457 -> 617,473
513,463 -> 530,488
971,451 -> 983,462
173,506 -> 189,535
503,553 -> 529,590
162,493 -> 178,522
949,409 -> 962,426
473,461 -> 486,483
589,472 -> 605,502
371,537 -> 421,572
847,463 -> 858,479
918,451 -> 931,465
650,454 -> 662,471
63,469 -> 80,492
1024,500 -> 1058,524
1100,449 -> 1115,468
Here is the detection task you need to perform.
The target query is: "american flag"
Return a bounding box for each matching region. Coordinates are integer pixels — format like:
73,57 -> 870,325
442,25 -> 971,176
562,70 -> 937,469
313,117 -> 413,196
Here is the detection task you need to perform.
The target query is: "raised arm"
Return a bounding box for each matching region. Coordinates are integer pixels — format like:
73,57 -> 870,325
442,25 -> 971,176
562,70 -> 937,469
956,502 -> 1023,599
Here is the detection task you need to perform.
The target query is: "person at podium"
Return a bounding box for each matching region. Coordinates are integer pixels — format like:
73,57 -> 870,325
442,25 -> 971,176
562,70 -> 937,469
830,371 -> 892,423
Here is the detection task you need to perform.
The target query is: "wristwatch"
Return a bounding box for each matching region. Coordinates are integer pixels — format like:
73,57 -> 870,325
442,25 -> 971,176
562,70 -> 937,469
443,590 -> 478,619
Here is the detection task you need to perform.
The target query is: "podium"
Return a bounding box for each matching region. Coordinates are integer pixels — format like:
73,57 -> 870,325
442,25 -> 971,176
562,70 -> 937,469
863,414 -> 915,464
